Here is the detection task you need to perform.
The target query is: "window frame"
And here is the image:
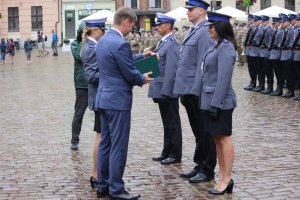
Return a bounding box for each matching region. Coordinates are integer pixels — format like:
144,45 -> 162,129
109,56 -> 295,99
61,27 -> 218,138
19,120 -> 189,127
149,0 -> 163,9
31,6 -> 43,31
285,0 -> 295,11
125,0 -> 139,9
8,7 -> 19,32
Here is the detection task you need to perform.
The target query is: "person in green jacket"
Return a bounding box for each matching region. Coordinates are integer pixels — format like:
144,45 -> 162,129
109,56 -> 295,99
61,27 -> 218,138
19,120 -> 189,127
70,23 -> 88,150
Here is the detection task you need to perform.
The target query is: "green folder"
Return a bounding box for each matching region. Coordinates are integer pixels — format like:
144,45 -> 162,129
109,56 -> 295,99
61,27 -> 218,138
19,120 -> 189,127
134,54 -> 160,78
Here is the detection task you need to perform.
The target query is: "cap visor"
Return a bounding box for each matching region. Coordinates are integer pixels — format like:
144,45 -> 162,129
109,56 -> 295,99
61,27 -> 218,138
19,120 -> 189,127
204,21 -> 216,26
185,5 -> 197,9
155,22 -> 164,26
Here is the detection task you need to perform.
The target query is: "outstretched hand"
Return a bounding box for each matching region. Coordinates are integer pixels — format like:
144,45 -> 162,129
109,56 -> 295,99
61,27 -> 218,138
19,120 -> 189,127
143,72 -> 154,84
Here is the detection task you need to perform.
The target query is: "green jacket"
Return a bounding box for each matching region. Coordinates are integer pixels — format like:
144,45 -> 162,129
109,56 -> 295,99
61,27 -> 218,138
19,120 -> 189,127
71,40 -> 88,89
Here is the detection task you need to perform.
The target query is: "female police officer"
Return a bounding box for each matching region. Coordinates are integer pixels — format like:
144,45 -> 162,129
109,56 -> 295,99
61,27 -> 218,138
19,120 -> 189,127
199,12 -> 237,195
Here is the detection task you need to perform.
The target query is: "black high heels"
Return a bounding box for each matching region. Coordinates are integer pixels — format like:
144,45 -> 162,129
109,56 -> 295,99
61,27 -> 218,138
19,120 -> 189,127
208,179 -> 234,195
90,176 -> 98,189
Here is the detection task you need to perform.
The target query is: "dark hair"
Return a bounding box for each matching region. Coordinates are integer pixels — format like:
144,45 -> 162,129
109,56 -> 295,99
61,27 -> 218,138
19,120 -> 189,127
214,22 -> 237,50
76,29 -> 83,43
114,7 -> 137,25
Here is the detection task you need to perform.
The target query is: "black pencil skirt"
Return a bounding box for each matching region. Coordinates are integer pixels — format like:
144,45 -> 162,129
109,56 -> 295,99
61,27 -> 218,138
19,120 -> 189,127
94,111 -> 101,133
202,108 -> 234,136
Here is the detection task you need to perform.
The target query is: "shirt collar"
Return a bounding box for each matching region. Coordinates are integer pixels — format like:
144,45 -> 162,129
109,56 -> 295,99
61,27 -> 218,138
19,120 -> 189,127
160,32 -> 173,43
111,28 -> 124,38
193,18 -> 206,29
87,37 -> 98,44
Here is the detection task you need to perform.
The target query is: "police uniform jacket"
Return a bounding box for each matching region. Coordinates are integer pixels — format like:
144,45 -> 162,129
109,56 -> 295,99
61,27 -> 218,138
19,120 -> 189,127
148,33 -> 180,98
249,25 -> 264,57
199,40 -> 237,110
244,24 -> 254,55
259,25 -> 272,58
173,19 -> 212,96
95,29 -> 145,111
293,28 -> 300,61
82,38 -> 99,110
269,27 -> 283,60
280,26 -> 294,61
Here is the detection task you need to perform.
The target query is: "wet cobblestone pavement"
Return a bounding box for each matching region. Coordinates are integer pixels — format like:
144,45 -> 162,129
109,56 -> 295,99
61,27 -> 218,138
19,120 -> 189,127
1,50 -> 300,200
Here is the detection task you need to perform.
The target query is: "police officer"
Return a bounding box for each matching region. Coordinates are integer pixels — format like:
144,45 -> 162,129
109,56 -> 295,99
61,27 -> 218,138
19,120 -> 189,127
244,14 -> 257,90
81,18 -> 107,189
149,13 -> 182,165
173,0 -> 216,183
269,17 -> 284,96
248,15 -> 264,92
258,15 -> 273,94
293,13 -> 300,100
280,15 -> 295,98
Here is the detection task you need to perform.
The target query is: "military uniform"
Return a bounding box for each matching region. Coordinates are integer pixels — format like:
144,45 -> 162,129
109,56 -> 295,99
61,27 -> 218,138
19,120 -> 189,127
130,33 -> 141,54
293,18 -> 300,100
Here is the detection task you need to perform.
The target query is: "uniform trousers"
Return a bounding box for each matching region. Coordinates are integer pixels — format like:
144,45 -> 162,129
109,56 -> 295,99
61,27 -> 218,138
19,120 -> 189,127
98,109 -> 131,195
255,57 -> 265,86
155,98 -> 182,160
71,88 -> 88,144
282,60 -> 295,92
270,60 -> 284,88
180,95 -> 216,176
294,61 -> 300,87
262,58 -> 274,86
247,56 -> 257,85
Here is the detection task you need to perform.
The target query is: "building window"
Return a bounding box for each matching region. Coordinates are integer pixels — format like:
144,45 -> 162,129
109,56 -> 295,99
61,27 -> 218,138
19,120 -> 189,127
261,0 -> 271,10
125,0 -> 138,9
236,0 -> 246,11
211,1 -> 222,10
32,6 -> 43,31
149,0 -> 162,9
8,7 -> 19,32
285,0 -> 295,11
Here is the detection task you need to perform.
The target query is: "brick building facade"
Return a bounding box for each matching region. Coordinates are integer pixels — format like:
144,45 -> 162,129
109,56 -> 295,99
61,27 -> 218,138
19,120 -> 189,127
0,0 -> 61,45
115,0 -> 170,30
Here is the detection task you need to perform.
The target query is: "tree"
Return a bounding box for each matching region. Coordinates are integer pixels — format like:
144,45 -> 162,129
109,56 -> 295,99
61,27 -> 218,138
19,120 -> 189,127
243,0 -> 256,14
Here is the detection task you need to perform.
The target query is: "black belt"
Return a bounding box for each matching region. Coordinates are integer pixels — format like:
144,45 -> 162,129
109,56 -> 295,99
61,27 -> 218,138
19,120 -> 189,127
271,47 -> 281,50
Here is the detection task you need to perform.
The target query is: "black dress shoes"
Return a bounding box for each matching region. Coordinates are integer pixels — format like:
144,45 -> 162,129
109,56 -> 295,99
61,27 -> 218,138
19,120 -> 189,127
243,83 -> 256,91
282,91 -> 295,98
261,87 -> 273,94
208,179 -> 234,195
70,143 -> 78,150
90,176 -> 98,189
189,172 -> 214,183
152,155 -> 166,162
109,190 -> 140,200
270,88 -> 283,96
97,188 -> 109,198
180,169 -> 198,179
294,95 -> 300,100
161,157 -> 181,165
253,85 -> 264,92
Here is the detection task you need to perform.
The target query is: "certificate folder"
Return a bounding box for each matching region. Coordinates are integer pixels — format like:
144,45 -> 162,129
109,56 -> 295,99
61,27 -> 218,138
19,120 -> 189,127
134,55 -> 160,78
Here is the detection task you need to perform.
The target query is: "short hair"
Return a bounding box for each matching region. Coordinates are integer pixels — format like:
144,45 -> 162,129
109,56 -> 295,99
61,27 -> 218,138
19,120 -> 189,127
114,7 -> 137,25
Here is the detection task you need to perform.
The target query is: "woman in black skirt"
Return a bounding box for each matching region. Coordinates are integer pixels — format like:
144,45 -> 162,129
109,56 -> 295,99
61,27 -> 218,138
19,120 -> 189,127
199,12 -> 237,195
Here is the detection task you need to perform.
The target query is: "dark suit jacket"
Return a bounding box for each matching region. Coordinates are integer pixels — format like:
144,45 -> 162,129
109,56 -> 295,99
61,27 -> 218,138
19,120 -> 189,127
95,29 -> 145,111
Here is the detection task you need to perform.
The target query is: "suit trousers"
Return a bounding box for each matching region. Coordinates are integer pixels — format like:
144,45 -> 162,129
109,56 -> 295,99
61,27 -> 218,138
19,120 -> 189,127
247,56 -> 257,85
71,88 -> 88,144
271,59 -> 284,88
282,60 -> 295,92
156,98 -> 182,160
263,58 -> 274,86
256,57 -> 265,85
98,109 -> 131,195
294,61 -> 300,87
180,95 -> 216,176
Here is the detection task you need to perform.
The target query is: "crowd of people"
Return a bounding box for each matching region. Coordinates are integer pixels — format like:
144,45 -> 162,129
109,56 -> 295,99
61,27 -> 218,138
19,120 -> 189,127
0,29 -> 59,64
243,13 -> 300,100
69,0 -> 237,199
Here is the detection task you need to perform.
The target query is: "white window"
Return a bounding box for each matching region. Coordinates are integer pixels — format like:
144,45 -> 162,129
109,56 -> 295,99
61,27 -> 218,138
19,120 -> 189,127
149,0 -> 162,9
125,0 -> 139,9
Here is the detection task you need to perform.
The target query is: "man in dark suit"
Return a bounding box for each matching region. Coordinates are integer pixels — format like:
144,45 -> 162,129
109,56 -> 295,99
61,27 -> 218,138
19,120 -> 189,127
173,0 -> 216,183
94,7 -> 153,200
148,13 -> 182,165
